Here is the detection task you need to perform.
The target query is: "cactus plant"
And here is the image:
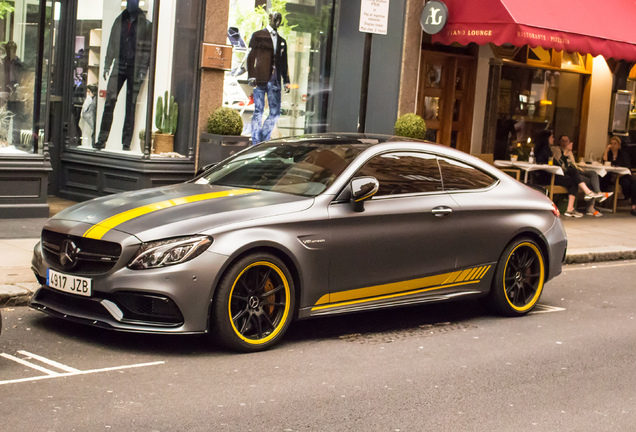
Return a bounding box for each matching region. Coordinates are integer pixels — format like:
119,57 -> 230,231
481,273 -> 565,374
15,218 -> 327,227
155,91 -> 178,135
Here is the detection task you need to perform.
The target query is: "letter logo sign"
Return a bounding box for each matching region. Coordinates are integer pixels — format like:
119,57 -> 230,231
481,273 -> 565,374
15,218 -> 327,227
420,0 -> 448,35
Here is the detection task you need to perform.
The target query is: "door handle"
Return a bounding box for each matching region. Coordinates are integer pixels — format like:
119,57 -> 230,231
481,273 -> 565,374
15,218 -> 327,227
431,206 -> 453,217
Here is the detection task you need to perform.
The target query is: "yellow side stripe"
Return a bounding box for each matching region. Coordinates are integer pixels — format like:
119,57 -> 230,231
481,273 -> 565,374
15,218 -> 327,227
312,280 -> 480,312
476,265 -> 491,279
314,265 -> 493,307
467,266 -> 482,281
460,269 -> 475,282
83,189 -> 258,239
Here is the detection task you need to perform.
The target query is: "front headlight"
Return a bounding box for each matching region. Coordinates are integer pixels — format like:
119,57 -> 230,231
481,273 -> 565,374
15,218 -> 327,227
128,235 -> 213,270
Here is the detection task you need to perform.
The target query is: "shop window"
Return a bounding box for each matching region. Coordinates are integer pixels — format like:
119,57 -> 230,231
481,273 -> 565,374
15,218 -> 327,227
65,0 -> 200,156
224,0 -> 335,140
425,64 -> 442,88
423,97 -> 440,121
495,65 -> 583,161
0,0 -> 47,155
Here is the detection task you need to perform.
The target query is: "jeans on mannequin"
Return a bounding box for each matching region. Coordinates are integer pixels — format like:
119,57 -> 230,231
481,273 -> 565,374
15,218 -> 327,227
251,76 -> 281,145
96,65 -> 141,150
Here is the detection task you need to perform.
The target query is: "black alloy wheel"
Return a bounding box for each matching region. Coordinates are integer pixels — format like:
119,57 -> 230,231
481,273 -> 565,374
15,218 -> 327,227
212,253 -> 295,352
489,237 -> 545,316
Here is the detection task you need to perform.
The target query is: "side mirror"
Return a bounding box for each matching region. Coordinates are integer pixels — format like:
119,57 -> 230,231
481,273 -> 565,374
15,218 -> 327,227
350,176 -> 379,212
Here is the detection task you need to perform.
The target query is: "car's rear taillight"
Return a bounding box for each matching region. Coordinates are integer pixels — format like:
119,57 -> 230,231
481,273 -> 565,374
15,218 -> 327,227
551,202 -> 560,218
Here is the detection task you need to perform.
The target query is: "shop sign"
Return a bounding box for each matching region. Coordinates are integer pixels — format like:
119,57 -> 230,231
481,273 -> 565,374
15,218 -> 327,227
420,0 -> 448,35
201,44 -> 232,70
359,0 -> 389,35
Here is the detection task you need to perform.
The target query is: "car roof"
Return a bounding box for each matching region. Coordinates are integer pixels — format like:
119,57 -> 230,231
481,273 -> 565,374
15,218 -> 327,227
265,133 -> 429,147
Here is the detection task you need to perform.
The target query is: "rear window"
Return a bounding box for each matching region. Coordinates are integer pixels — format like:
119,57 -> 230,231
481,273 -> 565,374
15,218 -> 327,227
438,157 -> 496,191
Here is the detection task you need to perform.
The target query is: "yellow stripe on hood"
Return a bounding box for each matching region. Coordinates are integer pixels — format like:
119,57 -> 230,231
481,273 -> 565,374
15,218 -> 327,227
83,189 -> 258,239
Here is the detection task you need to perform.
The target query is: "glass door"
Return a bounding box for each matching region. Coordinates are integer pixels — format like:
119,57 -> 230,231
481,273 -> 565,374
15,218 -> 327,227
417,51 -> 475,153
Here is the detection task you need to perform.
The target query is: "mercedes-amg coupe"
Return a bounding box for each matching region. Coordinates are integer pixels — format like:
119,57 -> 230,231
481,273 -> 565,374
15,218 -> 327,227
30,134 -> 567,351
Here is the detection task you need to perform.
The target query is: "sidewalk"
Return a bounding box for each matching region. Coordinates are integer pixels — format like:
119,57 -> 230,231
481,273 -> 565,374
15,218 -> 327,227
1,202 -> 635,307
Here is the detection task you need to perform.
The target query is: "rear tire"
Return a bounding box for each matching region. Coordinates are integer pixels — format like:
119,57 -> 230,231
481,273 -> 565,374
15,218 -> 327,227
489,237 -> 545,316
212,253 -> 295,352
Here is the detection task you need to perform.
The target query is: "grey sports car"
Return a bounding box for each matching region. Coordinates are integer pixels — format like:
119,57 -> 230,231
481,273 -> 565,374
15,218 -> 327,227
30,134 -> 567,351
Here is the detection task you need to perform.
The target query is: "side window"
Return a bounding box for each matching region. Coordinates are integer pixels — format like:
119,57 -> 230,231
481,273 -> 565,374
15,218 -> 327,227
438,157 -> 497,191
357,152 -> 442,196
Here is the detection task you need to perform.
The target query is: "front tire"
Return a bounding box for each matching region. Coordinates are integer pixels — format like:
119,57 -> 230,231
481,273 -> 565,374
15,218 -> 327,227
489,238 -> 545,316
212,253 -> 295,352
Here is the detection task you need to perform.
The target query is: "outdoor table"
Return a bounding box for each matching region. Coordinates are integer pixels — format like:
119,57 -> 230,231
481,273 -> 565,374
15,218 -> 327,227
494,160 -> 566,199
577,162 -> 632,212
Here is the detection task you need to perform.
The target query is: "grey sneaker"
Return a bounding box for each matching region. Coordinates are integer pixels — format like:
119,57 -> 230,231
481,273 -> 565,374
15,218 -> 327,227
597,192 -> 613,203
564,209 -> 583,218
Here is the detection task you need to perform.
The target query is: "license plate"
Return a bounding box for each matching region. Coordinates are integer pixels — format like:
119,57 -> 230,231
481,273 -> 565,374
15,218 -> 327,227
47,269 -> 92,297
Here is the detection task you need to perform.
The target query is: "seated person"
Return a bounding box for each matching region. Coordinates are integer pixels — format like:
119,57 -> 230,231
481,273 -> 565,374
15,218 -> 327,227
552,135 -> 612,217
534,129 -> 554,165
602,135 -> 636,216
529,130 -> 555,185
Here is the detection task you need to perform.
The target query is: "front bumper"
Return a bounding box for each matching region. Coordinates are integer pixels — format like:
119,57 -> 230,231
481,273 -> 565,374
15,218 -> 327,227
30,241 -> 230,334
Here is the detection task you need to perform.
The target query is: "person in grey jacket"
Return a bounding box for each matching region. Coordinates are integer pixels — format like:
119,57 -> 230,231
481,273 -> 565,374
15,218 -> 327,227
246,12 -> 290,145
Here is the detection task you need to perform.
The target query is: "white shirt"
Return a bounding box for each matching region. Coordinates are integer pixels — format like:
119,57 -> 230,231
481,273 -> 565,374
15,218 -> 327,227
266,25 -> 277,54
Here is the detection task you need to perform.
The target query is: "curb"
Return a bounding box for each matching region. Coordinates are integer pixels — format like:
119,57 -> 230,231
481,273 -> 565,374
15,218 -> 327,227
564,248 -> 636,265
0,284 -> 36,307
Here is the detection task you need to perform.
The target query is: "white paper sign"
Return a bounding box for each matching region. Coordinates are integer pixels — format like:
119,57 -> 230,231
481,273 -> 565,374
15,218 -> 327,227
359,0 -> 389,35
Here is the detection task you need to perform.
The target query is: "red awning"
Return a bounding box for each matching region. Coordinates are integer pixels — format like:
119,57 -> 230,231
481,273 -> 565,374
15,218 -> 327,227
432,0 -> 636,61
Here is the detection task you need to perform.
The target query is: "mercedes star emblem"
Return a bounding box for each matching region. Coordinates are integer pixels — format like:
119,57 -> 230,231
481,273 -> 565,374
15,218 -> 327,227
59,239 -> 79,270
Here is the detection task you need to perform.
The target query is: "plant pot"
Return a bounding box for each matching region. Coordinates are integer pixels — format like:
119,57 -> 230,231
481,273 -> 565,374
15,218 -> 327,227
199,132 -> 251,168
153,133 -> 174,154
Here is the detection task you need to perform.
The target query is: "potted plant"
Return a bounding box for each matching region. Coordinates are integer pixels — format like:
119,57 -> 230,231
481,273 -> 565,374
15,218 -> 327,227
153,91 -> 178,154
199,106 -> 250,167
394,113 -> 427,140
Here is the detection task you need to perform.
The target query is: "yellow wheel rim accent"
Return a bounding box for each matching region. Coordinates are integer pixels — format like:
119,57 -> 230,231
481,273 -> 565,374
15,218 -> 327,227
502,242 -> 545,312
228,261 -> 291,345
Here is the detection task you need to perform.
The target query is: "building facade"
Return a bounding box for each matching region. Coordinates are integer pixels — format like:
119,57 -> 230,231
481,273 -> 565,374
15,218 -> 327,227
2,0 -> 636,218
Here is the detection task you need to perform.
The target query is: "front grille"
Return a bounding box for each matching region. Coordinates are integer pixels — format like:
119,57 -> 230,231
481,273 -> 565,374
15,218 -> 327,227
42,229 -> 123,275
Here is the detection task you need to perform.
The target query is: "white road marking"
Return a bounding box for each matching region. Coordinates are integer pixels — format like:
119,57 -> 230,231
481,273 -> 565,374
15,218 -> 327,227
17,350 -> 80,373
0,350 -> 165,386
0,353 -> 59,376
530,304 -> 566,314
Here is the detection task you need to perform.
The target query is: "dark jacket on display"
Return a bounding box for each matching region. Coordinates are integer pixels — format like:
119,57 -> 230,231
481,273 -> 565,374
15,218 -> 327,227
247,28 -> 290,86
104,9 -> 153,81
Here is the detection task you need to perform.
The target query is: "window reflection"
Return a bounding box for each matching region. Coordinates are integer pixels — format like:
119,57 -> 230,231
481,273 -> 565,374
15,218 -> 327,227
357,152 -> 442,196
225,1 -> 335,138
69,0 -> 153,153
0,1 -> 44,155
424,96 -> 439,120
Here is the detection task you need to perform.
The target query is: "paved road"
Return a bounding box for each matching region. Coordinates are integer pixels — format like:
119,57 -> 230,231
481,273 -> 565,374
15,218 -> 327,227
1,260 -> 635,431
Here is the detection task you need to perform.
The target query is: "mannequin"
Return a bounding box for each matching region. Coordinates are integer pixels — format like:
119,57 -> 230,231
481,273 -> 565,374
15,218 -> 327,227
79,85 -> 97,147
95,0 -> 152,150
246,12 -> 290,145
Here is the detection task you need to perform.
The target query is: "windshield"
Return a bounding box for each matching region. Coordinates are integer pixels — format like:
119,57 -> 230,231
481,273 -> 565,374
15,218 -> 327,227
197,142 -> 368,196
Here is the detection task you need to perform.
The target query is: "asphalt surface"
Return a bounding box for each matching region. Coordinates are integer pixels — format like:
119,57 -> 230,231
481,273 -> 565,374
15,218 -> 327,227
1,260 -> 635,431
